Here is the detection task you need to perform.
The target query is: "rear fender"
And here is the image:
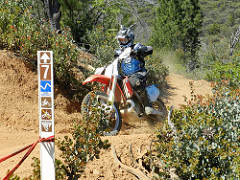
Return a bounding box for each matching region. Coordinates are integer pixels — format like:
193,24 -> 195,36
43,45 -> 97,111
83,74 -> 125,102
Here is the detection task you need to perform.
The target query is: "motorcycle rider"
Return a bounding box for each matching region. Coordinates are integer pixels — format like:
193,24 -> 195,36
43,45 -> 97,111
114,25 -> 156,115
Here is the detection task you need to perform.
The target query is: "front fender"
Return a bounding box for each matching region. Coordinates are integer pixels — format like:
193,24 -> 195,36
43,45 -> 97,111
83,74 -> 125,103
83,74 -> 111,86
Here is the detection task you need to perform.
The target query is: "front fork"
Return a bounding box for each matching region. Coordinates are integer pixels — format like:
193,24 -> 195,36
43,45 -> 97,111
108,75 -> 117,105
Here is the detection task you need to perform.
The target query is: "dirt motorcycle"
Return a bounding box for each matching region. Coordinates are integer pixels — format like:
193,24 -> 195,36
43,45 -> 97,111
81,47 -> 167,136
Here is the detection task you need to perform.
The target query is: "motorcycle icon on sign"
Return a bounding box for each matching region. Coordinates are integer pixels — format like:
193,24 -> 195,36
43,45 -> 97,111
42,111 -> 51,119
41,109 -> 52,120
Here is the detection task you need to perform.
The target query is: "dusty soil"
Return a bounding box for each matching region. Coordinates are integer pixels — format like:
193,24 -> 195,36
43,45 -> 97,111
0,50 -> 212,179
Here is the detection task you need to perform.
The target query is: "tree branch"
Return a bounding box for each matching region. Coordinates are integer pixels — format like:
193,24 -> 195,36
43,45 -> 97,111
112,145 -> 151,180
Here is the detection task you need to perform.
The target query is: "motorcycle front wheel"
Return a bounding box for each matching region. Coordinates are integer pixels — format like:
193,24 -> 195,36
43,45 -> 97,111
81,91 -> 122,136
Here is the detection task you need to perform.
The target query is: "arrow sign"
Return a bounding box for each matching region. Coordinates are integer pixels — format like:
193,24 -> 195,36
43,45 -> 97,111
40,52 -> 51,63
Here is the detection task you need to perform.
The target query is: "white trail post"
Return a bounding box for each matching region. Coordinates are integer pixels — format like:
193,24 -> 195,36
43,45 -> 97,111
38,51 -> 55,179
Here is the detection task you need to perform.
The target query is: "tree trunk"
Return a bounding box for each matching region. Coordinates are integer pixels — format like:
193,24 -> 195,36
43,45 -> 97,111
230,26 -> 240,56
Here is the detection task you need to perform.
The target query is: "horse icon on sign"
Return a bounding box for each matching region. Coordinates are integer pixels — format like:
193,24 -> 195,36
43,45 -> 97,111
40,81 -> 52,92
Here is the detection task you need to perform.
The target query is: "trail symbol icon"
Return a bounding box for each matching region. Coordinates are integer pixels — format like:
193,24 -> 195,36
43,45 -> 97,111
40,81 -> 52,92
40,53 -> 51,63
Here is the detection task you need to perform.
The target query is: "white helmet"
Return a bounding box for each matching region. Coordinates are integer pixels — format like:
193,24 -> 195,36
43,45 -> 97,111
116,25 -> 135,48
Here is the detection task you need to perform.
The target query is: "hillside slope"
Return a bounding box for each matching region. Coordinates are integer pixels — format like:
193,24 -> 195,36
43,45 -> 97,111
0,50 -> 212,179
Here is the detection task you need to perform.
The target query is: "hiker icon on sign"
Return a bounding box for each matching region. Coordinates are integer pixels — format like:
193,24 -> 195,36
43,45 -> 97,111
40,81 -> 52,92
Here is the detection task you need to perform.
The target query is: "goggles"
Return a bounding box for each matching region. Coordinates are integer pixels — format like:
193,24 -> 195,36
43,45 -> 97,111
118,37 -> 128,45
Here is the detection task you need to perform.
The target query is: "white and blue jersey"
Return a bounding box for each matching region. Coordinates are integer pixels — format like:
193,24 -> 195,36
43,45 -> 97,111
115,43 -> 148,76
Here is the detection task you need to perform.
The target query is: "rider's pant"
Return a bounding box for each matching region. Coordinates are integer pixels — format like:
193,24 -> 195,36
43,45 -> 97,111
128,69 -> 151,107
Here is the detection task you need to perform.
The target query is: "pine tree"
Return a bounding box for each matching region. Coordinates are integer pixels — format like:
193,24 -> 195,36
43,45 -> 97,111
150,0 -> 203,56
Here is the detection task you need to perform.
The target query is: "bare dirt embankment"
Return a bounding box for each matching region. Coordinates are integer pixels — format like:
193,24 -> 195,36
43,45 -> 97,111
0,50 -> 212,179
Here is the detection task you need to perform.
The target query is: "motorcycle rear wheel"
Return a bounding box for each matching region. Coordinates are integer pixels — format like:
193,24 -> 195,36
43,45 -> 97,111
81,91 -> 122,136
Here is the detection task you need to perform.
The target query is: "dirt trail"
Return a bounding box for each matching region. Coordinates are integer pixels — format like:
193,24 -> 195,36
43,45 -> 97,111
0,50 -> 212,179
165,73 -> 212,108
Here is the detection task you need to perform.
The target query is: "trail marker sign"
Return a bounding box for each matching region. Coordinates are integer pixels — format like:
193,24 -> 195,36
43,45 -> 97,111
38,51 -> 55,180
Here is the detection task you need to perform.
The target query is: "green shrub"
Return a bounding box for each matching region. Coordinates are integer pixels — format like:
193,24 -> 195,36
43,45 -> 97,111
0,0 -> 86,99
151,82 -> 240,179
146,52 -> 169,87
23,157 -> 66,180
56,103 -> 110,179
206,56 -> 240,89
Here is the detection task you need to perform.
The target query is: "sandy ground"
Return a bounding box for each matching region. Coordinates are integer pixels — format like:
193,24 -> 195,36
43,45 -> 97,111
0,50 -> 212,179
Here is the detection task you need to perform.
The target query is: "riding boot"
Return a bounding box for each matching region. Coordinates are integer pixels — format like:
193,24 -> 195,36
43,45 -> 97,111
141,89 -> 155,115
143,89 -> 165,115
